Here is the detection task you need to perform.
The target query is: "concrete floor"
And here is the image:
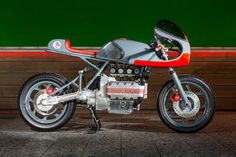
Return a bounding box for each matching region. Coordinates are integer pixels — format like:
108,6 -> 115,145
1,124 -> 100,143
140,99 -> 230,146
0,110 -> 235,157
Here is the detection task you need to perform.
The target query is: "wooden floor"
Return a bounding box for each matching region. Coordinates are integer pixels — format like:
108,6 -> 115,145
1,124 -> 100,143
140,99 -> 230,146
0,49 -> 236,110
0,110 -> 235,157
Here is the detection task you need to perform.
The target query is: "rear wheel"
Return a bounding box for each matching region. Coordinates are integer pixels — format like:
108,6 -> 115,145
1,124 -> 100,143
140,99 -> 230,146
157,75 -> 215,132
18,73 -> 76,131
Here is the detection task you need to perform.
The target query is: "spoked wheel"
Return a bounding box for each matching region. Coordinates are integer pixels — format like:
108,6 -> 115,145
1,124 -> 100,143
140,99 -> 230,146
157,75 -> 215,133
18,73 -> 76,131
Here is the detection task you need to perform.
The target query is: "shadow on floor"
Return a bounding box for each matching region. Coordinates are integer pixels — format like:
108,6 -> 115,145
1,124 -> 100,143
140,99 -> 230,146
0,110 -> 235,134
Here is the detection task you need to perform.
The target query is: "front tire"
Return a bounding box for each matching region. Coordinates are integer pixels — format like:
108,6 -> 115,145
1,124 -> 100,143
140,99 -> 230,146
157,75 -> 215,133
18,73 -> 76,131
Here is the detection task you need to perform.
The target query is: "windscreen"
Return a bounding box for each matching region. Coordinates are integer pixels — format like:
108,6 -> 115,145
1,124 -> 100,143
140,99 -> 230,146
156,20 -> 188,41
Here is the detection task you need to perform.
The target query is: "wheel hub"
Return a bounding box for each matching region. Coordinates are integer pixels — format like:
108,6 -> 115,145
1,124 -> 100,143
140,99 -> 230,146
33,90 -> 56,115
173,91 -> 200,118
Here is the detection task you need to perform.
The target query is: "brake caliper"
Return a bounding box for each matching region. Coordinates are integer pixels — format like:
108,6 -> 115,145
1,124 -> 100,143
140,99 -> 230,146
45,86 -> 58,95
170,89 -> 181,102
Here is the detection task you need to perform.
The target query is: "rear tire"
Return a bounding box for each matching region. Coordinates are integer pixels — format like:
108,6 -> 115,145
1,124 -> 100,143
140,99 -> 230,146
18,73 -> 76,131
157,75 -> 215,133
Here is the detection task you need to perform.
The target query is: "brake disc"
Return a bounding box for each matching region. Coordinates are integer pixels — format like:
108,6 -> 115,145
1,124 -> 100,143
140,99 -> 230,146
173,91 -> 200,118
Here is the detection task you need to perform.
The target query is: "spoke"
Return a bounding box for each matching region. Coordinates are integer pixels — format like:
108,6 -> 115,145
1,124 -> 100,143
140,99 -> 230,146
54,113 -> 60,118
196,112 -> 201,120
34,86 -> 41,91
42,116 -> 48,121
42,83 -> 52,89
167,108 -> 174,111
185,84 -> 192,92
202,103 -> 206,108
28,98 -> 34,103
33,109 -> 36,114
42,84 -> 48,88
172,115 -> 182,119
200,106 -> 206,111
195,91 -> 204,96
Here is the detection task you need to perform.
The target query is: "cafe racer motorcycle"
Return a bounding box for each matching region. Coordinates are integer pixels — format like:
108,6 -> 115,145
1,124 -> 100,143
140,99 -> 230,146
18,20 -> 215,133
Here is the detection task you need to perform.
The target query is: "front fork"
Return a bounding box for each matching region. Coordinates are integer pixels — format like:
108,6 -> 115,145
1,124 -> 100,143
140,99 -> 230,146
169,68 -> 190,105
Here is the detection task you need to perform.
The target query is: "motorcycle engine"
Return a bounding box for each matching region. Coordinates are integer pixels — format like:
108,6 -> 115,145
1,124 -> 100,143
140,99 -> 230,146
106,81 -> 147,114
95,75 -> 147,115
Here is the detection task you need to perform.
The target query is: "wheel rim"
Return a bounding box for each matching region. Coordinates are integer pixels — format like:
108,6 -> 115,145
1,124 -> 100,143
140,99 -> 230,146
24,81 -> 69,124
162,81 -> 211,128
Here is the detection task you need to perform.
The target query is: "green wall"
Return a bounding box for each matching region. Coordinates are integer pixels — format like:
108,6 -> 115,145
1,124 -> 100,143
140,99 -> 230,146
0,0 -> 235,47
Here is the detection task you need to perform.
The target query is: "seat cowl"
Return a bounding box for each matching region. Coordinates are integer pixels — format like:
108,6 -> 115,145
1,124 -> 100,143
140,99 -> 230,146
47,39 -> 97,56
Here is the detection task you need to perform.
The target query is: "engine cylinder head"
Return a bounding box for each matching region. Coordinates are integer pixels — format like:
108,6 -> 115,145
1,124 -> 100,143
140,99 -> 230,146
108,63 -> 143,81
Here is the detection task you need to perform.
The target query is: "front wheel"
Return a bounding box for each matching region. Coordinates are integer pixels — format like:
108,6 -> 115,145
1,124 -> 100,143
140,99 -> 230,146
157,75 -> 215,133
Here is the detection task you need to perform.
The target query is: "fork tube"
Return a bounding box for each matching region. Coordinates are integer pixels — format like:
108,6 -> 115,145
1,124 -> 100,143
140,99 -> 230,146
169,68 -> 189,105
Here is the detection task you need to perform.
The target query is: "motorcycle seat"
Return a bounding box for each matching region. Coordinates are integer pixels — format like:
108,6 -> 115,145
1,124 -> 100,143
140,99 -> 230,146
65,40 -> 97,56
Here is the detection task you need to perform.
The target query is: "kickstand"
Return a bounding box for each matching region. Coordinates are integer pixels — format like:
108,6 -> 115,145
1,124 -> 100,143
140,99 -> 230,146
87,106 -> 101,134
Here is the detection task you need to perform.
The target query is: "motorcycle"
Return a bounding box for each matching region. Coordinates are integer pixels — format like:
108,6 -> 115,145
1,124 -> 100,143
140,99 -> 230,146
18,20 -> 215,133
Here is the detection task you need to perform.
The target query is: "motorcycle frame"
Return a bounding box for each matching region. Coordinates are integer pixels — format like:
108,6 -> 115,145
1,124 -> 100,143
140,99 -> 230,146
46,43 -> 190,107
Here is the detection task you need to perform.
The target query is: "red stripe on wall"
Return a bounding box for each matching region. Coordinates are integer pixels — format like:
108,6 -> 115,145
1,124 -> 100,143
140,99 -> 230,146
0,50 -> 236,56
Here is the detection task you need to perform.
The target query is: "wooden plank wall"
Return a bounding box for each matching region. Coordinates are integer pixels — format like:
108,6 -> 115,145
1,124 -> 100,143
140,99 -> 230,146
0,50 -> 235,110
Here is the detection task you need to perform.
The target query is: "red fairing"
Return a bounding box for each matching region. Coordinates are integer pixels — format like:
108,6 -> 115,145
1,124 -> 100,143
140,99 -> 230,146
133,53 -> 190,68
65,39 -> 97,56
